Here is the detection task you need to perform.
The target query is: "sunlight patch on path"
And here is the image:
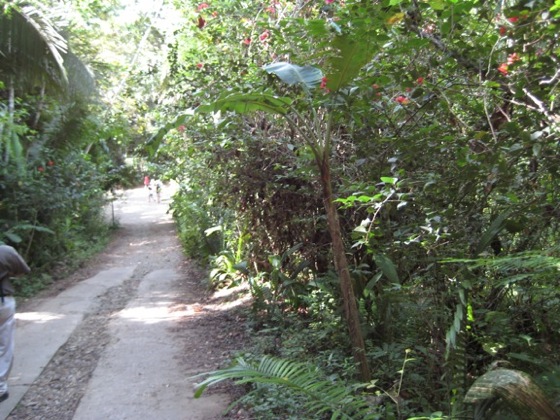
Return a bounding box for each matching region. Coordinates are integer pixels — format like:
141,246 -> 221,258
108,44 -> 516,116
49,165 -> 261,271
73,267 -> 230,420
118,303 -> 189,324
15,312 -> 64,323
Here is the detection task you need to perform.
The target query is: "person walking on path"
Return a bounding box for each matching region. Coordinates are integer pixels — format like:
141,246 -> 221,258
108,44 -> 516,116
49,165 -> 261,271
148,179 -> 155,202
0,245 -> 30,403
155,179 -> 163,203
143,175 -> 150,189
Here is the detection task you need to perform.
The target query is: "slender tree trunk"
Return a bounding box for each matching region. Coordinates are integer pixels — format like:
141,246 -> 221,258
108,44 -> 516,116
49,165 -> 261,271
3,75 -> 16,163
318,154 -> 371,382
31,82 -> 46,129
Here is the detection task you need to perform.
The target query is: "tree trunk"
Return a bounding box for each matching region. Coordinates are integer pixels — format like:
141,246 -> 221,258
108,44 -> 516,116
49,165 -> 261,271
3,76 -> 16,163
318,155 -> 371,382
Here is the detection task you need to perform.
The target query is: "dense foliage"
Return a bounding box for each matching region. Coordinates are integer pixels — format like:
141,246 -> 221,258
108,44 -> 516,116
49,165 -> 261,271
3,0 -> 560,418
0,0 -> 143,293
151,0 -> 560,418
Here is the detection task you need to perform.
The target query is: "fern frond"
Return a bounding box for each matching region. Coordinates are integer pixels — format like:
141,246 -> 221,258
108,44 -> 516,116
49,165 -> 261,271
444,251 -> 560,275
193,356 -> 379,420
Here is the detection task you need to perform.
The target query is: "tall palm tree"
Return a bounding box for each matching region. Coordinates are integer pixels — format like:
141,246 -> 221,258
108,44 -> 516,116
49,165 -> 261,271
0,1 -> 95,164
0,2 -> 68,86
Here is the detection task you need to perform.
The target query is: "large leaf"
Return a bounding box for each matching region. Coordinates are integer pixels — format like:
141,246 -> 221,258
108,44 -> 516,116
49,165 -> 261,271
197,92 -> 292,115
373,253 -> 400,284
475,211 -> 511,255
148,93 -> 292,156
465,368 -> 560,420
146,111 -> 194,157
324,34 -> 375,91
0,3 -> 68,87
263,62 -> 323,90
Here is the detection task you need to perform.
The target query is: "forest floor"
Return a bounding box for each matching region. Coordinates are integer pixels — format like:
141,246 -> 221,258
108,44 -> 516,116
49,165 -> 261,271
2,186 -> 251,420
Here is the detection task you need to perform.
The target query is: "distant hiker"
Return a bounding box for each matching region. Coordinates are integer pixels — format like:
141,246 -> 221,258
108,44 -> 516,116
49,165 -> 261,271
144,175 -> 150,189
148,180 -> 155,202
155,180 -> 163,203
0,245 -> 30,403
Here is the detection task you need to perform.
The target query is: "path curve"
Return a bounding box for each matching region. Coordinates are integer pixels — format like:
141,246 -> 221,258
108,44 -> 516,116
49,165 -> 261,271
1,186 -> 248,420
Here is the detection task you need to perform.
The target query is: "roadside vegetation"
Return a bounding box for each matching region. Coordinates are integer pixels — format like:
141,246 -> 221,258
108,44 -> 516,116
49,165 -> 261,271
3,0 -> 560,418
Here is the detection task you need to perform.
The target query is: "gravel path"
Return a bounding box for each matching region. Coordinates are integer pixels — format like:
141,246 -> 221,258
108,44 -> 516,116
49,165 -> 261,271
6,186 -> 250,419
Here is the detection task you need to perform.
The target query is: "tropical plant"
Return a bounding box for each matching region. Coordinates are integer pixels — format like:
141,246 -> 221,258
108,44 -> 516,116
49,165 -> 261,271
464,368 -> 560,420
193,355 -> 381,420
0,1 -> 96,166
153,31 -> 376,381
147,0 -> 560,415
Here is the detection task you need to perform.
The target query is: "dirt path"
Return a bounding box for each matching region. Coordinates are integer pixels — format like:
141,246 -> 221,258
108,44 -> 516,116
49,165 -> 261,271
2,186 -> 250,419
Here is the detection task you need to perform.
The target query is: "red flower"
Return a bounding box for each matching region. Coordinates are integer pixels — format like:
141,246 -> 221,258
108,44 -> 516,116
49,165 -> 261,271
196,63 -> 204,69
372,83 -> 379,89
47,160 -> 55,166
38,166 -> 44,172
507,53 -> 520,64
242,37 -> 251,45
499,26 -> 507,36
259,30 -> 269,41
197,3 -> 209,10
266,6 -> 276,13
177,125 -> 185,133
416,77 -> 424,85
507,16 -> 519,23
497,63 -> 508,75
395,95 -> 410,105
320,77 -> 328,89
325,0 -> 335,3
197,16 -> 206,29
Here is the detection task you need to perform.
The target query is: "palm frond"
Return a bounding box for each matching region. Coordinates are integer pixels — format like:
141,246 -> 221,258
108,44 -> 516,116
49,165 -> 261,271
0,2 -> 68,88
442,249 -> 560,288
446,251 -> 560,272
193,356 -> 380,420
464,368 -> 560,420
64,50 -> 97,99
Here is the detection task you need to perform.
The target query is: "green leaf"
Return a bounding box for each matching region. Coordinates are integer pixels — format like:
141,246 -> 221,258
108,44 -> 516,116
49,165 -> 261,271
380,176 -> 398,185
3,232 -> 22,243
146,111 -> 194,157
429,0 -> 447,10
373,254 -> 400,284
263,62 -> 323,90
197,92 -> 292,115
325,34 -> 375,91
475,211 -> 511,255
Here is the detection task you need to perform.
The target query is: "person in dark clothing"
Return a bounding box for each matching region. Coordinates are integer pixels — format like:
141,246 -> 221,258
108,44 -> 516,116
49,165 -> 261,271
0,245 -> 30,402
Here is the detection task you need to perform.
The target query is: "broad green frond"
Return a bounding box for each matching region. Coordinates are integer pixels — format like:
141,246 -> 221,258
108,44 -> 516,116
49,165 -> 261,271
443,250 -> 560,288
324,34 -> 375,92
193,356 -> 379,420
0,2 -> 68,88
197,92 -> 292,115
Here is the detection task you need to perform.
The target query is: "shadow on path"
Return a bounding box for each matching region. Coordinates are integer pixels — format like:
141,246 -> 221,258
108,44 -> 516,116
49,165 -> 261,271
2,186 -> 250,420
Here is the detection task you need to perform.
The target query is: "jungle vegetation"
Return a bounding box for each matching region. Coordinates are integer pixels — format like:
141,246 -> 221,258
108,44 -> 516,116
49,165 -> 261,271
2,0 -> 560,418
